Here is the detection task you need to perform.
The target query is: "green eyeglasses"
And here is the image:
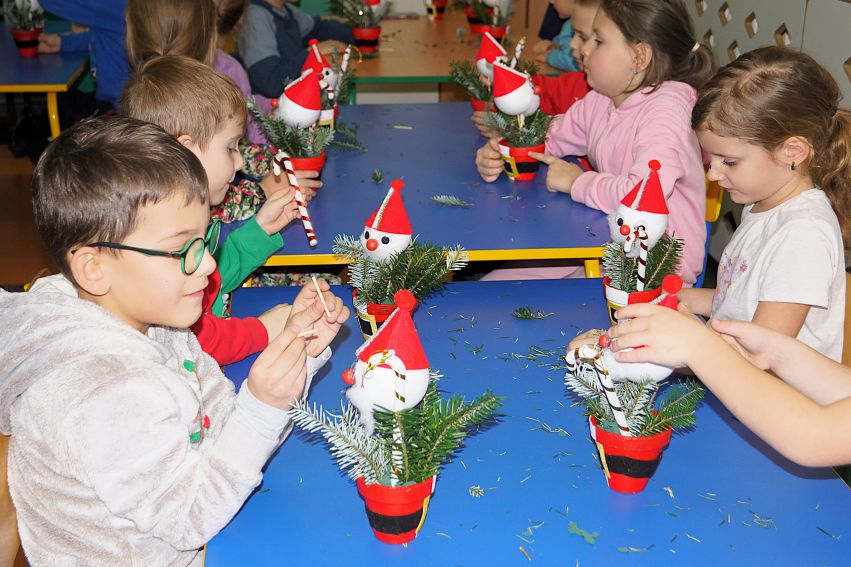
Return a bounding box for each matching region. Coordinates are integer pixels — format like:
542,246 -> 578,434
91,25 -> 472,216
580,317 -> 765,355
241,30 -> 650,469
85,220 -> 221,275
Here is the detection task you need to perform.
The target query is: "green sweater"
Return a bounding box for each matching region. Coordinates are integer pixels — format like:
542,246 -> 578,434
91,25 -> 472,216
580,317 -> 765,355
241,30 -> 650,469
213,217 -> 283,316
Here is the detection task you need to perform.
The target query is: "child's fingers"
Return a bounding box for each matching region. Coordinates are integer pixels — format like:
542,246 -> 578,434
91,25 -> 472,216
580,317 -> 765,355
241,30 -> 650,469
255,326 -> 303,369
528,151 -> 558,165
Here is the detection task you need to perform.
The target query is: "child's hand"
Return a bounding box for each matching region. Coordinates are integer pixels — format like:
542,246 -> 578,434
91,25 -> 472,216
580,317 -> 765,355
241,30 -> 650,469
471,111 -> 499,138
528,153 -> 584,194
294,169 -> 322,202
566,328 -> 604,354
260,171 -> 290,200
318,40 -> 347,59
288,280 -> 350,357
258,303 -> 293,341
607,303 -> 708,368
38,33 -> 61,53
476,138 -> 504,182
255,188 -> 298,235
247,325 -> 308,410
531,40 -> 553,57
709,318 -> 776,371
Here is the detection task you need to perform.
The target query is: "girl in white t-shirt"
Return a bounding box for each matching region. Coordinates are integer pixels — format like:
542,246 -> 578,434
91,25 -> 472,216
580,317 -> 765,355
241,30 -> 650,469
679,46 -> 850,361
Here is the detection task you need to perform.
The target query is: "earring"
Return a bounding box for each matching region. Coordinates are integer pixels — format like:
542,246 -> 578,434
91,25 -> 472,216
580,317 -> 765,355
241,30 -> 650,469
790,162 -> 796,171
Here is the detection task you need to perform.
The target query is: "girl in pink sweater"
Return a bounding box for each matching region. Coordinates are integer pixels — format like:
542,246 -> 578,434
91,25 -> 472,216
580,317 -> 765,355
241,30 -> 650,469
476,0 -> 713,284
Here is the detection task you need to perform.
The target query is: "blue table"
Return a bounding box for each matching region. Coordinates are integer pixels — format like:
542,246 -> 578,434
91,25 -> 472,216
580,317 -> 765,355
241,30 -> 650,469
258,103 -> 609,277
206,280 -> 849,565
0,22 -> 88,138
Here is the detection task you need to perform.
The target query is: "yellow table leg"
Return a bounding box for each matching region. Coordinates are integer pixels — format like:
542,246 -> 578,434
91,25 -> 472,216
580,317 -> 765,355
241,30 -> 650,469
47,92 -> 60,140
584,258 -> 601,278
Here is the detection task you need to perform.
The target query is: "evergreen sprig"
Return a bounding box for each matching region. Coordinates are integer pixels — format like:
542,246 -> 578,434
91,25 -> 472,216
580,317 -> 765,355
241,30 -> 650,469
374,382 -> 503,483
466,0 -> 513,26
486,109 -> 552,147
330,120 -> 367,152
329,0 -> 391,27
602,233 -> 684,292
333,235 -> 469,306
449,60 -> 491,102
249,101 -> 334,157
290,400 -> 390,483
565,372 -> 704,437
3,0 -> 43,30
512,307 -> 553,319
432,194 -> 474,208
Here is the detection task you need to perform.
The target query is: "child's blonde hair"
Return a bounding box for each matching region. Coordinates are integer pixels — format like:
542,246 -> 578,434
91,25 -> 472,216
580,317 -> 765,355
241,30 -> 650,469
600,0 -> 714,93
120,55 -> 247,151
693,46 -> 851,244
125,0 -> 218,69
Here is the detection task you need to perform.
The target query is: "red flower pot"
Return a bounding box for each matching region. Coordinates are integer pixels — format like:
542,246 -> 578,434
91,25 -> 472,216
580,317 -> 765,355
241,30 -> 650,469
590,416 -> 671,494
470,98 -> 492,112
352,289 -> 397,339
289,152 -> 326,177
356,476 -> 436,544
425,0 -> 447,20
497,139 -> 545,182
602,276 -> 663,325
353,26 -> 381,54
479,25 -> 506,39
11,28 -> 40,58
464,6 -> 492,34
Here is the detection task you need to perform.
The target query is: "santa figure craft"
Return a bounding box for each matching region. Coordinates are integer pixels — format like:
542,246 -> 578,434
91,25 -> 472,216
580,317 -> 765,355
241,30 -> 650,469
343,290 -> 430,435
271,69 -> 322,128
492,61 -> 540,125
360,179 -> 413,262
476,31 -> 508,80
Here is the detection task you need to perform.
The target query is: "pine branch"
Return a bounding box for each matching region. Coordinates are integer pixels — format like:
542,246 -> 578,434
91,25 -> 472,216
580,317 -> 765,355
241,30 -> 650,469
449,60 -> 491,101
329,0 -> 389,27
432,194 -> 474,208
249,101 -> 334,157
639,380 -> 704,436
602,233 -> 683,292
290,401 -> 390,483
330,120 -> 367,152
485,109 -> 552,147
513,307 -> 553,319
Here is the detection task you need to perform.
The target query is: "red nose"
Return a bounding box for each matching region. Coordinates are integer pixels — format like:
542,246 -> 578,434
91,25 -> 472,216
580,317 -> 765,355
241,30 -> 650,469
342,369 -> 355,385
366,239 -> 378,251
619,225 -> 631,236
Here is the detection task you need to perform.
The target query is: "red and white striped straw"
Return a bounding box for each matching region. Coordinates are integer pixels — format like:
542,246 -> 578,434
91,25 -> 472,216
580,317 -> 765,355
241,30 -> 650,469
272,150 -> 318,247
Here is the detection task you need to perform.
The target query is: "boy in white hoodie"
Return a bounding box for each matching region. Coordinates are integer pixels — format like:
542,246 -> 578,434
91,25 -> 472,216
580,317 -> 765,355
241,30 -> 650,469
0,117 -> 349,565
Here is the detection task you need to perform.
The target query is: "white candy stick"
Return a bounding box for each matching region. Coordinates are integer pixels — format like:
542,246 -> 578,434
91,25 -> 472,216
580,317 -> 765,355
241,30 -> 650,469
340,45 -> 352,75
272,150 -> 318,247
510,36 -> 526,68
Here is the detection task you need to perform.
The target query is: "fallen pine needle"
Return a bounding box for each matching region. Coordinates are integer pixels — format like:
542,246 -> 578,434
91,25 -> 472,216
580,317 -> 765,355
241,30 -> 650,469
392,124 -> 413,130
519,546 -> 532,561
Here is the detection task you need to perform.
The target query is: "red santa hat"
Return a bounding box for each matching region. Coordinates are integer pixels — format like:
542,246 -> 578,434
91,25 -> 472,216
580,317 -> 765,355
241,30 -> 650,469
364,179 -> 413,235
476,31 -> 507,66
621,160 -> 669,215
356,289 -> 428,371
491,61 -> 528,99
301,39 -> 331,76
280,69 -> 321,112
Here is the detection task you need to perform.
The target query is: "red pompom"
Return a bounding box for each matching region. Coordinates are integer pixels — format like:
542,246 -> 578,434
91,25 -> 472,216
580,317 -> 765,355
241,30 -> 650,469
662,274 -> 683,295
390,179 -> 405,191
648,159 -> 661,171
393,289 -> 418,312
308,39 -> 319,46
270,97 -> 278,109
619,225 -> 631,236
342,369 -> 356,385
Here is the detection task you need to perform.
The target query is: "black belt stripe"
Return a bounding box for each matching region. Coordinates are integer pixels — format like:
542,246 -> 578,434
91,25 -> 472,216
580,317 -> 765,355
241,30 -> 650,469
364,507 -> 424,534
357,316 -> 376,336
355,38 -> 380,47
602,454 -> 664,478
467,16 -> 484,24
14,39 -> 38,48
504,161 -> 540,174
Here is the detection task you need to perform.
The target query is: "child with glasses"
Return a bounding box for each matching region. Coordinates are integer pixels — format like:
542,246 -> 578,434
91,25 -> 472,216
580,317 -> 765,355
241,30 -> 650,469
121,54 -> 303,366
0,117 -> 349,564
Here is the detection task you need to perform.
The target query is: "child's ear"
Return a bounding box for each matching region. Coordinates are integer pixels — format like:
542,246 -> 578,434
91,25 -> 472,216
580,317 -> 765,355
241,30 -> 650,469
633,42 -> 653,73
780,136 -> 812,168
68,246 -> 111,297
177,134 -> 196,149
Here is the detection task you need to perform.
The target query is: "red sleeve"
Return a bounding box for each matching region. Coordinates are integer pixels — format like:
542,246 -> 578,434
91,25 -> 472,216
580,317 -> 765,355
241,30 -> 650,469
191,313 -> 269,366
190,267 -> 269,366
533,72 -> 591,116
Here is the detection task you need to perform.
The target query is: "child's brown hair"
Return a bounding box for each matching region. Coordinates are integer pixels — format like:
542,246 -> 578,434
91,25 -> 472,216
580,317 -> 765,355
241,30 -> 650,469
33,117 -> 208,280
120,55 -> 247,151
693,46 -> 851,244
215,0 -> 249,38
125,0 -> 218,68
600,0 -> 715,93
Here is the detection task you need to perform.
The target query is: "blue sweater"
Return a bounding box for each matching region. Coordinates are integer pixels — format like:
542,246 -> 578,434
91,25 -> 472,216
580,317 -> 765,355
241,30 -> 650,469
546,19 -> 579,73
238,0 -> 354,99
40,0 -> 129,108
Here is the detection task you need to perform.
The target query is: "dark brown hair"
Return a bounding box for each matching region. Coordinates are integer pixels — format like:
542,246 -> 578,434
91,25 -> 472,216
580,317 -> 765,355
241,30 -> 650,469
600,0 -> 715,93
125,0 -> 218,68
693,46 -> 851,244
120,54 -> 247,150
215,0 -> 249,37
32,117 -> 208,279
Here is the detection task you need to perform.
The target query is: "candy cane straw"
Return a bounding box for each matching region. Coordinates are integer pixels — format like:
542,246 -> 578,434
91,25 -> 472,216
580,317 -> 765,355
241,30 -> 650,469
635,227 -> 649,291
310,41 -> 335,102
272,150 -> 318,247
510,36 -> 526,68
340,44 -> 352,75
492,5 -> 500,25
571,345 -> 632,436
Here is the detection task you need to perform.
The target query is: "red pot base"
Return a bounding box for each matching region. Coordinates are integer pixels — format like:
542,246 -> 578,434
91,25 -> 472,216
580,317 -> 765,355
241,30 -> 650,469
590,417 -> 671,494
353,26 -> 381,54
498,140 -> 545,182
357,476 -> 436,544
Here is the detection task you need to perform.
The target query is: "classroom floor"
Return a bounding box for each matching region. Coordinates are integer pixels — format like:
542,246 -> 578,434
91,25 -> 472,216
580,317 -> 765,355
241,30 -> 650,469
0,143 -> 55,289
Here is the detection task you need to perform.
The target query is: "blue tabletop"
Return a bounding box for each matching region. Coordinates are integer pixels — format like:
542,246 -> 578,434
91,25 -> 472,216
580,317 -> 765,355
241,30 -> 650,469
240,103 -> 609,261
207,280 -> 849,565
0,22 -> 88,91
